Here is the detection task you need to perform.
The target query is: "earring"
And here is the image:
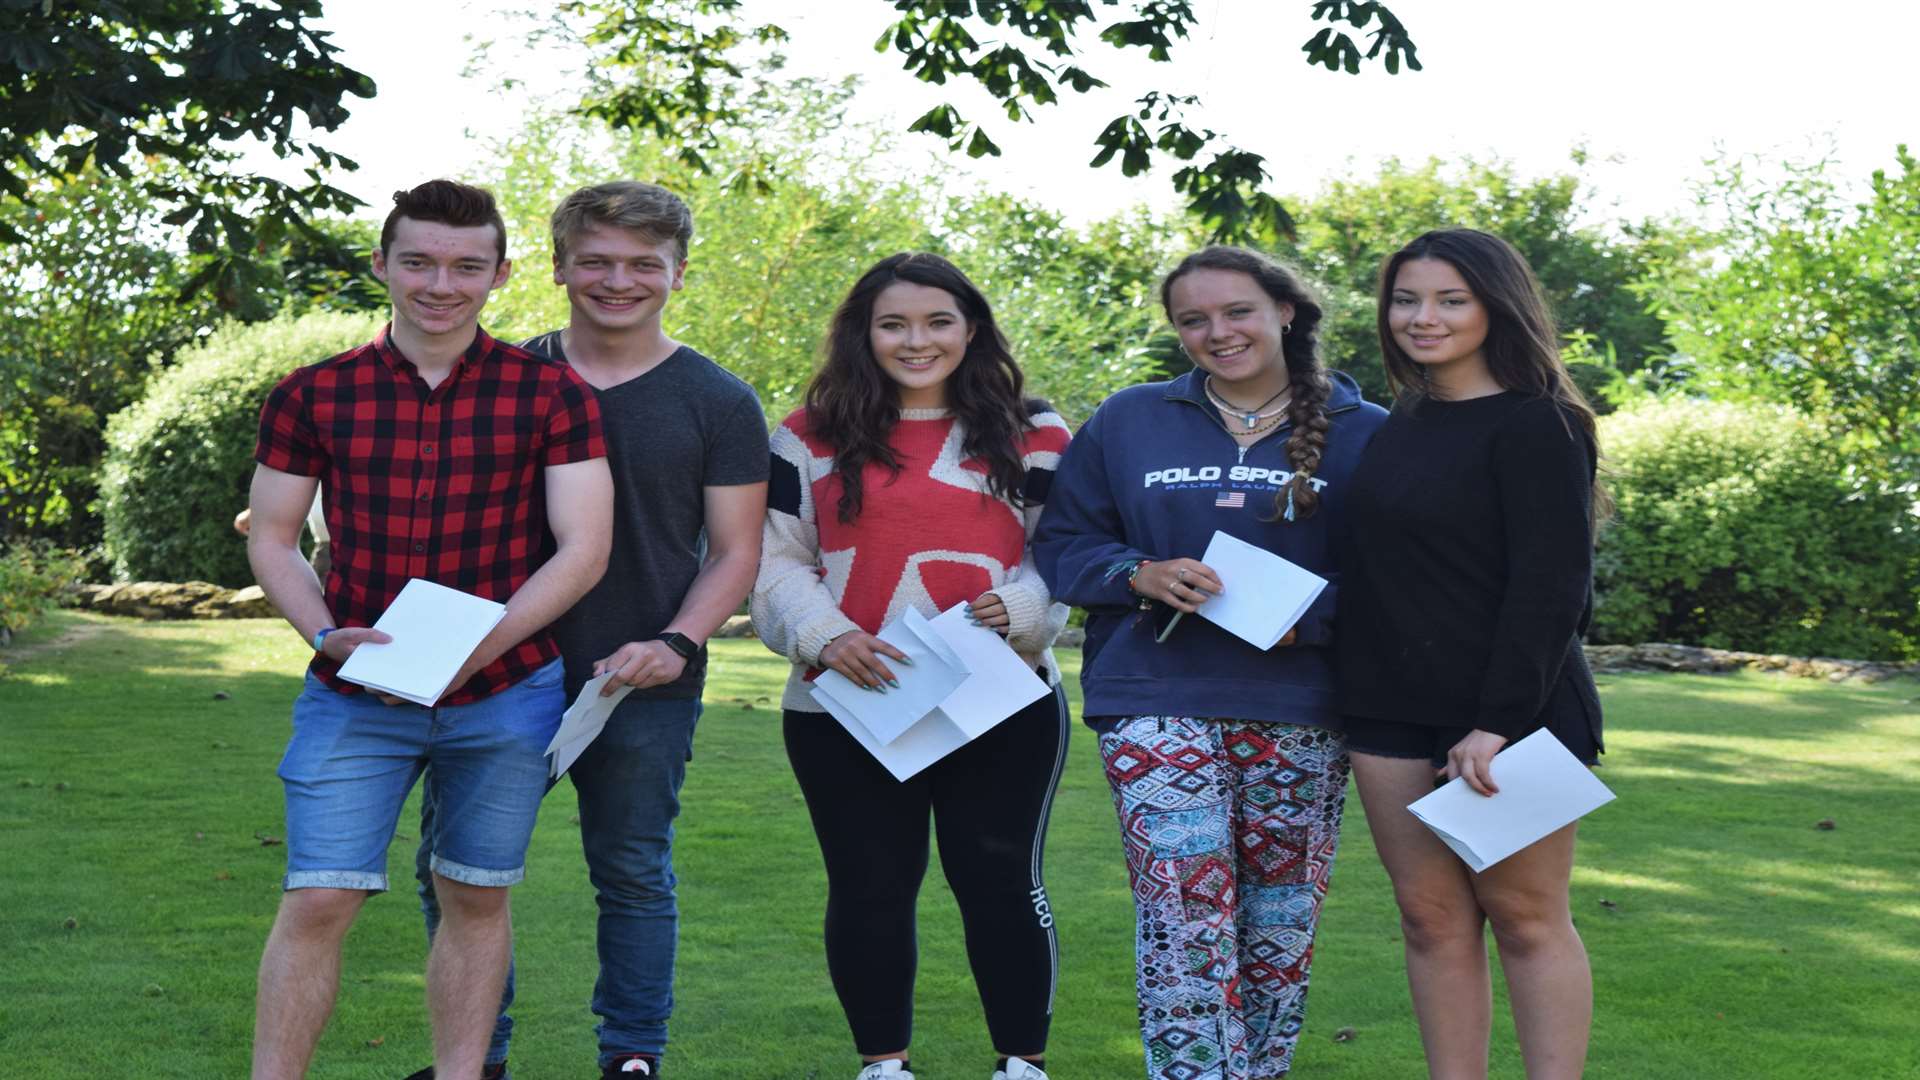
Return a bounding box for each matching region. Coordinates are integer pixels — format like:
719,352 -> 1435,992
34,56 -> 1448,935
1281,323 -> 1292,335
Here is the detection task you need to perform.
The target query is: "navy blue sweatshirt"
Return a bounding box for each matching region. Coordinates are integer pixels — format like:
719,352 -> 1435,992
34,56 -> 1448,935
1034,369 -> 1388,729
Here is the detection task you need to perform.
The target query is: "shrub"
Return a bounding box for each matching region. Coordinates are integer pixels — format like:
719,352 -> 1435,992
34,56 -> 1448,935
0,543 -> 87,639
1593,399 -> 1920,660
99,313 -> 380,587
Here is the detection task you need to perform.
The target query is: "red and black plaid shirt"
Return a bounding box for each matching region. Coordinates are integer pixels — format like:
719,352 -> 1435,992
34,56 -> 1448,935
255,324 -> 606,705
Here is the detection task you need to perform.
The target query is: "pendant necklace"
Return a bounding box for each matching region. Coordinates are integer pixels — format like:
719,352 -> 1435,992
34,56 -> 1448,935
1206,376 -> 1291,430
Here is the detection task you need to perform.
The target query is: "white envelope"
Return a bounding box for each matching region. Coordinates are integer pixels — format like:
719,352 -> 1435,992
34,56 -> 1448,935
810,604 -> 1051,781
1193,530 -> 1327,649
810,608 -> 971,746
335,578 -> 506,706
545,672 -> 636,779
1406,728 -> 1616,871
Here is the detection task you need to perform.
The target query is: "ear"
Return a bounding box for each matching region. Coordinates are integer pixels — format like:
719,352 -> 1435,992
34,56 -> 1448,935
552,252 -> 565,287
370,246 -> 389,283
670,258 -> 687,292
491,258 -> 513,290
1276,301 -> 1296,327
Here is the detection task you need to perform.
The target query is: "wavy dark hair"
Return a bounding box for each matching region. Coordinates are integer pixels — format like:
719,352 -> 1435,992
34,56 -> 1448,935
807,252 -> 1035,524
1376,228 -> 1612,523
1162,246 -> 1332,523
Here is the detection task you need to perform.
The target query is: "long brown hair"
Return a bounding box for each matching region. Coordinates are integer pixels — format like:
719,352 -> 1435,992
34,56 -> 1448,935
807,252 -> 1034,524
1376,228 -> 1613,523
1162,246 -> 1332,523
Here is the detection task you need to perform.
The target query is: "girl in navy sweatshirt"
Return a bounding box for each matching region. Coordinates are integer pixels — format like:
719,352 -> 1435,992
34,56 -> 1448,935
1035,247 -> 1385,1080
1336,228 -> 1607,1079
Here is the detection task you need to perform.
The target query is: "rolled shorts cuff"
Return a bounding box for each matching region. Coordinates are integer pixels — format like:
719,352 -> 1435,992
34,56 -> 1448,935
430,852 -> 523,888
285,869 -> 388,892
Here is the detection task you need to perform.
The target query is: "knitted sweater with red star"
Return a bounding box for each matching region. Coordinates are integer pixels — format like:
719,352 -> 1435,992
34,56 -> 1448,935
753,403 -> 1073,712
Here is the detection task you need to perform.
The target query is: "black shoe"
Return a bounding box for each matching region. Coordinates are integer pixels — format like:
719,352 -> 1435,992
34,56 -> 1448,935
603,1054 -> 660,1077
401,1062 -> 508,1080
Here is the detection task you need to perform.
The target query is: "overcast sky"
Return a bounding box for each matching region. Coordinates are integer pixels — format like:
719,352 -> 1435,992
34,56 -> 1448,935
299,0 -> 1917,227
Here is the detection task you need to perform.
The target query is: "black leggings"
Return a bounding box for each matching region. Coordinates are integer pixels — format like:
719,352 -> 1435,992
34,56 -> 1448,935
783,684 -> 1069,1056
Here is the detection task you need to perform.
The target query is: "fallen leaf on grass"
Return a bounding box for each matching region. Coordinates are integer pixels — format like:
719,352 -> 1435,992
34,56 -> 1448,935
1598,898 -> 1619,910
1815,818 -> 1836,830
142,984 -> 165,997
366,1037 -> 385,1048
213,870 -> 232,881
1333,1027 -> 1357,1043
255,833 -> 282,847
62,917 -> 78,930
212,691 -> 230,701
193,832 -> 205,841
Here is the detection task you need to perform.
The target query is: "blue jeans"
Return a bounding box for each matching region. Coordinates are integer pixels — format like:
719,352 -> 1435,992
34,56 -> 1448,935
280,659 -> 563,892
418,693 -> 701,1066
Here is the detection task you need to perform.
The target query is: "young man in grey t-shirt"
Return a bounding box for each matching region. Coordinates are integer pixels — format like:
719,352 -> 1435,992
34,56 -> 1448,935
411,182 -> 769,1080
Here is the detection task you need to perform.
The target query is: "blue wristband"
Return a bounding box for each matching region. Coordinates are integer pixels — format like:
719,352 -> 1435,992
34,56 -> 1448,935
312,627 -> 335,652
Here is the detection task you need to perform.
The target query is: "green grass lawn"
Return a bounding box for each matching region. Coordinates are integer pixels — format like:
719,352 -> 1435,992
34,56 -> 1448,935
2,611 -> 1916,1078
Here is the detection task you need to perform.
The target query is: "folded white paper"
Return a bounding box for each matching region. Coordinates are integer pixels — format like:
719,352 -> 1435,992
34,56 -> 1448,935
810,609 -> 972,746
1406,728 -> 1616,871
1193,530 -> 1328,649
546,672 -> 636,779
335,578 -> 506,706
810,604 -> 1051,781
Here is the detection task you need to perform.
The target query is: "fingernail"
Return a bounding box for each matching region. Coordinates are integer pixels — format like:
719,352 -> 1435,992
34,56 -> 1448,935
897,656 -> 915,666
875,684 -> 889,694
887,678 -> 901,689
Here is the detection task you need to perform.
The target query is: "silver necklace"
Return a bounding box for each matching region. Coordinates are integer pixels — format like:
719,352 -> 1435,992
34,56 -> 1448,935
1206,376 -> 1291,430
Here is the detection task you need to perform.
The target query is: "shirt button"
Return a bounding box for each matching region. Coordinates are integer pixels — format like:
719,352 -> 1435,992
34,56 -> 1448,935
422,445 -> 435,455
413,543 -> 425,553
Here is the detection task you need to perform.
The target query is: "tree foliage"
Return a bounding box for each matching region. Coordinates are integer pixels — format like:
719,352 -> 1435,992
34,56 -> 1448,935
556,0 -> 1419,242
1272,156 -> 1675,404
476,80 -> 1175,422
0,0 -> 374,309
1640,146 -> 1920,476
0,168 -> 225,549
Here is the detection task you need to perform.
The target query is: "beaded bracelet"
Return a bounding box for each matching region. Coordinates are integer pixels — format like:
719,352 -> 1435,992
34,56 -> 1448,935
1126,559 -> 1155,610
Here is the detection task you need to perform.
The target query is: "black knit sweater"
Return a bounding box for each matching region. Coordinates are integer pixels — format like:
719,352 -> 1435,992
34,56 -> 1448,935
1335,390 -> 1602,740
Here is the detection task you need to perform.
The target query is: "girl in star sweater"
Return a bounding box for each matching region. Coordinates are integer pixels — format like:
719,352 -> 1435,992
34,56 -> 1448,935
751,252 -> 1069,1080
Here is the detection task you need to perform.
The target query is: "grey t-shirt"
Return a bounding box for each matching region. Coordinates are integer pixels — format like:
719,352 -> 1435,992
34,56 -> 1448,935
524,332 -> 770,697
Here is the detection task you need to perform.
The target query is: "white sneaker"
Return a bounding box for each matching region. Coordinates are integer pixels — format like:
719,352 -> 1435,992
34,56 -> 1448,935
994,1060 -> 1049,1080
856,1061 -> 913,1080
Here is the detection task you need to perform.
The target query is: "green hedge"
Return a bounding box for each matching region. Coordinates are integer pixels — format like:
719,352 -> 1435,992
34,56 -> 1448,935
0,543 -> 86,639
1592,399 -> 1920,660
99,313 -> 380,587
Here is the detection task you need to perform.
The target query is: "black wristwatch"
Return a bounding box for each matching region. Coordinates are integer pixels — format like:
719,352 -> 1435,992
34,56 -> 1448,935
655,632 -> 699,661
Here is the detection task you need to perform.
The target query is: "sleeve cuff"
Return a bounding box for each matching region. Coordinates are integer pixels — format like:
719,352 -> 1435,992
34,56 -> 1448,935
795,611 -> 863,668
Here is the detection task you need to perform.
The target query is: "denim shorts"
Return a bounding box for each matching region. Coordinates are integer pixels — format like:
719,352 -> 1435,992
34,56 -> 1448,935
277,657 -> 564,892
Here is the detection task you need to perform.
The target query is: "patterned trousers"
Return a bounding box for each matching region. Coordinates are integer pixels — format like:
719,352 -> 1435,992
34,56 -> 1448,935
1099,716 -> 1349,1080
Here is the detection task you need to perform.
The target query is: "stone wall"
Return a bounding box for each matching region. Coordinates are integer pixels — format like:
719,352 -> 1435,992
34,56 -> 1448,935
63,582 -> 277,620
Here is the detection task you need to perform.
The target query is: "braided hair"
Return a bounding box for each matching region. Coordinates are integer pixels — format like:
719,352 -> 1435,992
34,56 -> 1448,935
1161,246 -> 1333,523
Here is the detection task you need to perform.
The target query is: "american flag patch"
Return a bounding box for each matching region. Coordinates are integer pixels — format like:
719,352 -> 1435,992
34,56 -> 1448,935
1214,490 -> 1246,508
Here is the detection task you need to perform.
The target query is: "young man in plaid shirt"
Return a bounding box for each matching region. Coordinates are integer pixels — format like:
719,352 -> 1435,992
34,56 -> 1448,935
244,179 -> 613,1079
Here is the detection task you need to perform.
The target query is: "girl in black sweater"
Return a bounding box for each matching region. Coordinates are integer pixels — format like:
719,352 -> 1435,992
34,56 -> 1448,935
1335,229 -> 1607,1080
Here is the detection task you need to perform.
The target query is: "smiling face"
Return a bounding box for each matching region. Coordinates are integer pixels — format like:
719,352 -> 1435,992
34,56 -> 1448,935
1166,268 -> 1295,399
868,280 -> 973,409
553,225 -> 684,334
1388,257 -> 1492,383
372,216 -> 510,342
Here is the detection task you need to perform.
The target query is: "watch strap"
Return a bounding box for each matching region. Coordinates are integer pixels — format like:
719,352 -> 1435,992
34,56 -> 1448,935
655,632 -> 698,661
